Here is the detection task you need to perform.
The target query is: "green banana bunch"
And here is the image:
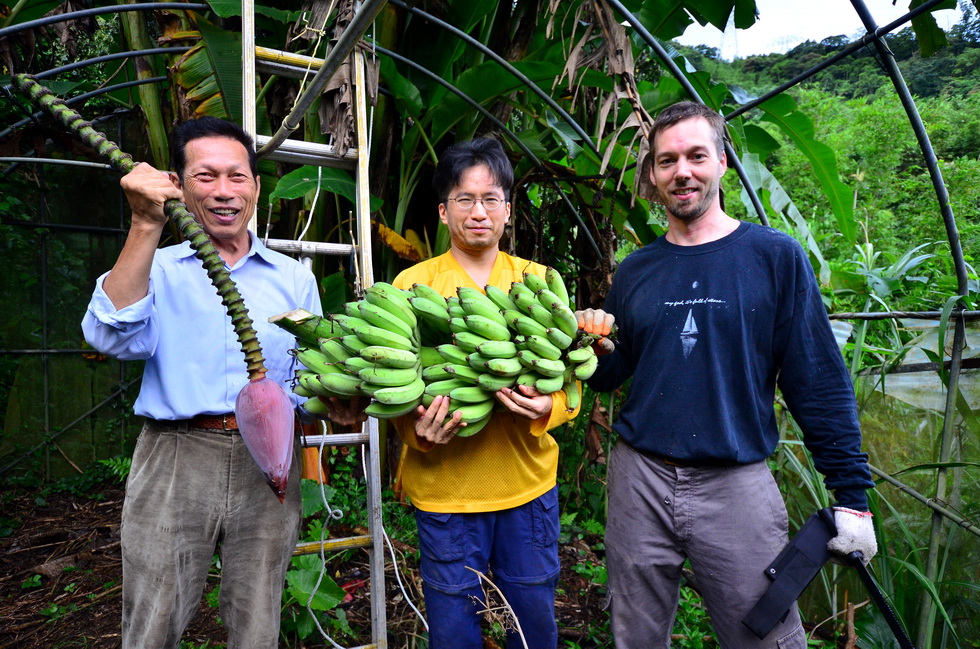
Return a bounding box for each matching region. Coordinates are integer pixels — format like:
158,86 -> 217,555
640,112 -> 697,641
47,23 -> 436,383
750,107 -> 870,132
277,270 -> 613,431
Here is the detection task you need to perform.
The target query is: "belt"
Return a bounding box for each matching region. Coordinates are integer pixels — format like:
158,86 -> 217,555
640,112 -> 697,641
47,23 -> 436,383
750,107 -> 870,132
189,413 -> 239,430
633,446 -> 737,469
150,413 -> 304,433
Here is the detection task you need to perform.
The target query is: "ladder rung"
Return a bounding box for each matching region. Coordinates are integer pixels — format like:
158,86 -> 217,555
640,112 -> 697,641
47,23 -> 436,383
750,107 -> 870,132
255,134 -> 356,169
255,46 -> 324,78
302,433 -> 370,447
294,534 -> 373,555
265,239 -> 355,257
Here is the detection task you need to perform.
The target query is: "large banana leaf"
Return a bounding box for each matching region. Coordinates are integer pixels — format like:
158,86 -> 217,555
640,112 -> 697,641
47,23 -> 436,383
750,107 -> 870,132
757,93 -> 857,244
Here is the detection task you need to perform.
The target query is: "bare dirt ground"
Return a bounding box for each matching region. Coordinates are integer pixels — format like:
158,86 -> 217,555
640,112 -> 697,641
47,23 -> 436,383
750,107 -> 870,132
0,484 -> 608,648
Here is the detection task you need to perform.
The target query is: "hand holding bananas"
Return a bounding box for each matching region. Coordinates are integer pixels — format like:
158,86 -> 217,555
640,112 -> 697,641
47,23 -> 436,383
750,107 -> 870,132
318,395 -> 369,426
414,394 -> 465,444
494,384 -> 553,420
826,507 -> 878,565
573,308 -> 616,355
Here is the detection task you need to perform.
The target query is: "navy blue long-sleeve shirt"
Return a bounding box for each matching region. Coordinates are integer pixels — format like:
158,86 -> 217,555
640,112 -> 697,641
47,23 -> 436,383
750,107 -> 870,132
588,222 -> 873,509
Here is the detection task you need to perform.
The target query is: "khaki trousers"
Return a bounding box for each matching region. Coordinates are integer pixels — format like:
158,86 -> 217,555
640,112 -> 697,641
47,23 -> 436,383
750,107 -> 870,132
120,420 -> 301,649
605,441 -> 806,649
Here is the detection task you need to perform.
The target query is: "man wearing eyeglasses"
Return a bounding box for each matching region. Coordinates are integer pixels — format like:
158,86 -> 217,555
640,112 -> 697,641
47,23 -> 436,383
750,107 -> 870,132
387,137 -> 579,649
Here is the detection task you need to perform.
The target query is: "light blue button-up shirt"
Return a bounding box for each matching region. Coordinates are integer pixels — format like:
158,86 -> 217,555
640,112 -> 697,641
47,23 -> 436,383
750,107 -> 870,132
82,233 -> 322,420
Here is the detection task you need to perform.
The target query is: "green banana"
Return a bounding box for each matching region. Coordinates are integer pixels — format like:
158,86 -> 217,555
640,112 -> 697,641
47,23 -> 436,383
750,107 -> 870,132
301,396 -> 331,415
409,295 -> 451,328
422,363 -> 454,382
457,286 -> 499,317
453,330 -> 491,353
484,284 -> 518,312
358,300 -> 417,342
296,347 -> 335,374
344,300 -> 363,319
450,398 -> 495,423
526,302 -> 558,330
314,371 -> 364,397
573,354 -> 599,380
437,344 -> 470,365
329,313 -> 371,334
545,266 -> 570,307
364,281 -> 418,329
460,296 -> 508,327
456,410 -> 494,437
412,283 -> 448,307
513,312 -> 549,337
425,378 -> 473,397
359,345 -> 419,369
350,324 -> 416,351
535,288 -> 565,312
477,372 -> 518,391
317,337 -> 353,364
548,299 -> 579,338
365,397 -> 422,418
563,377 -> 582,412
372,376 -> 427,405
340,334 -> 370,355
475,339 -> 519,359
462,314 -> 511,341
524,334 -> 562,361
511,284 -> 540,315
545,327 -> 574,350
483,356 -> 524,377
419,345 -> 445,367
533,373 -> 565,394
466,353 -> 493,371
567,345 -> 597,364
445,362 -> 482,382
516,371 -> 546,388
448,304 -> 466,320
527,354 -> 566,378
358,365 -> 420,387
343,356 -> 374,373
451,316 -> 473,334
522,271 -> 549,294
449,385 -> 493,403
293,381 -> 317,398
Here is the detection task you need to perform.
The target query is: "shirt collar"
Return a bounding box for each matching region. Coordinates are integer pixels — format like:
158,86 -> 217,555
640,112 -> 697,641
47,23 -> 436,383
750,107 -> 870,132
175,231 -> 280,267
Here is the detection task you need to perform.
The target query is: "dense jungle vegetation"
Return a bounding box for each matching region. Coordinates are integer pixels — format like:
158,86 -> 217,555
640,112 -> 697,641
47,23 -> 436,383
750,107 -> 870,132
1,1 -> 978,647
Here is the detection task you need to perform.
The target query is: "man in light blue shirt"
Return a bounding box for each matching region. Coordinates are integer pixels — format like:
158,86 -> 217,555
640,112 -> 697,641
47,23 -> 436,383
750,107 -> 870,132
82,117 -> 321,649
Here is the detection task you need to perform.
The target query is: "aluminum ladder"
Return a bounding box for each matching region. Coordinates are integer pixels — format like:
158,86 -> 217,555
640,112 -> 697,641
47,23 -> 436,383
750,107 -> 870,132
242,4 -> 387,648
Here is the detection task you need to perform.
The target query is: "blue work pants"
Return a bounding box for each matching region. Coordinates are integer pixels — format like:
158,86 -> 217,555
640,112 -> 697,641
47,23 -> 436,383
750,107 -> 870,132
415,486 -> 560,649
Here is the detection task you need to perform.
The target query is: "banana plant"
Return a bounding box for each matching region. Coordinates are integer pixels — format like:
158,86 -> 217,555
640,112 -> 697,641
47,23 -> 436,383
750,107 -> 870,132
11,74 -> 296,502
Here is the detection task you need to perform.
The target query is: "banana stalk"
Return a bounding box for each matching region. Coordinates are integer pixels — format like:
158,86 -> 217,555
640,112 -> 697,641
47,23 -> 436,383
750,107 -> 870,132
12,74 -> 294,502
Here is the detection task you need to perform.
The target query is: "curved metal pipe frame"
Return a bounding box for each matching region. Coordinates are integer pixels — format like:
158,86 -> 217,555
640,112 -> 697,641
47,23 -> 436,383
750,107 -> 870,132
389,0 -> 599,156
0,3 -> 208,40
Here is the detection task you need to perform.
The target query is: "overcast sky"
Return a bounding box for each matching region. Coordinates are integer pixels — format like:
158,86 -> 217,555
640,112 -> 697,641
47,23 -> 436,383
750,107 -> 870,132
674,0 -> 963,59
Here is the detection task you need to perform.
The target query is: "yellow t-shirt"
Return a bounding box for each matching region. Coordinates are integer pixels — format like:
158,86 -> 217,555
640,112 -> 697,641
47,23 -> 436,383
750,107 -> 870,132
392,251 -> 579,513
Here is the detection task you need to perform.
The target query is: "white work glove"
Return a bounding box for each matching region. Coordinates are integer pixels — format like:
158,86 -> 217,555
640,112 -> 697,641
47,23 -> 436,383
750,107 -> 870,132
827,507 -> 878,565
573,308 -> 616,355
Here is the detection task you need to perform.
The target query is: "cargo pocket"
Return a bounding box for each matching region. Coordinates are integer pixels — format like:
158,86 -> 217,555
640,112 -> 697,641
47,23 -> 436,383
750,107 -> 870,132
530,488 -> 560,550
776,624 -> 806,648
415,509 -> 465,562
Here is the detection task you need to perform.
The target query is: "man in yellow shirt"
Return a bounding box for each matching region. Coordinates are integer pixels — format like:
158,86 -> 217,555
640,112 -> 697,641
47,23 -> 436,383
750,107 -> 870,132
390,138 -> 578,648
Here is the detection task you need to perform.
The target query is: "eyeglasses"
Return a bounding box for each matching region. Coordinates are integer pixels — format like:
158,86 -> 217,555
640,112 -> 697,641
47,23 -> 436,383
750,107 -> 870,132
447,196 -> 505,211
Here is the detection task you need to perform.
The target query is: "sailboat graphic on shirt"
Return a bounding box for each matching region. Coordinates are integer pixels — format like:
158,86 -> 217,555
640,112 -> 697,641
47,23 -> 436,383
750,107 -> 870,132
681,308 -> 698,358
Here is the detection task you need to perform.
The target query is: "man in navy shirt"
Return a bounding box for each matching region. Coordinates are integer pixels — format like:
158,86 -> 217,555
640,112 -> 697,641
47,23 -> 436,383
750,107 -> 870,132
577,102 -> 877,648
